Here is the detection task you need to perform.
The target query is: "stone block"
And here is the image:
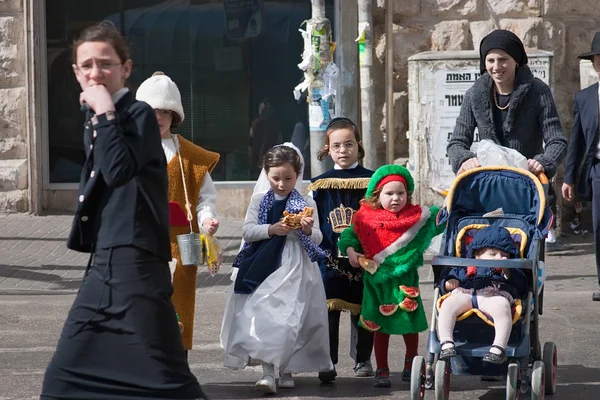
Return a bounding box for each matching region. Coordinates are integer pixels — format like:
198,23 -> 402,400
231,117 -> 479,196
0,16 -> 24,86
545,0 -> 600,18
566,21 -> 600,69
550,83 -> 576,141
389,24 -> 431,84
470,20 -> 499,50
379,91 -> 409,158
0,159 -> 27,190
431,20 -> 472,51
0,0 -> 22,11
0,88 -> 26,159
376,0 -> 421,17
423,0 -> 482,18
496,19 -> 565,83
486,0 -> 541,17
499,18 -> 545,49
0,189 -> 28,212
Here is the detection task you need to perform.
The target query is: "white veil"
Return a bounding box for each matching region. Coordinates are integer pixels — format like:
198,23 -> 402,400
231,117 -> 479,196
250,142 -> 305,198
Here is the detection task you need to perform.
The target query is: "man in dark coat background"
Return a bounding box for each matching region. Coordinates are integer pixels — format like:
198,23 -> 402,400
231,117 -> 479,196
562,32 -> 600,302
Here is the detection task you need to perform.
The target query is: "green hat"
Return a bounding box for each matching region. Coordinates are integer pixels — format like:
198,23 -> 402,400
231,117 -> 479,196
366,164 -> 415,197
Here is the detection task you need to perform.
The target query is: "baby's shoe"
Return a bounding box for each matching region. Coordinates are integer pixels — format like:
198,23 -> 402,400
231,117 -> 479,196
439,341 -> 457,360
483,345 -> 507,364
255,375 -> 277,394
278,372 -> 295,388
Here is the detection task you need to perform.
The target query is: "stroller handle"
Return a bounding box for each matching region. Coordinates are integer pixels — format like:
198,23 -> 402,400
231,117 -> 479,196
457,168 -> 549,184
431,255 -> 533,270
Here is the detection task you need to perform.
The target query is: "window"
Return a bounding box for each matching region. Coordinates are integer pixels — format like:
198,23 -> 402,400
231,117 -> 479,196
46,0 -> 334,183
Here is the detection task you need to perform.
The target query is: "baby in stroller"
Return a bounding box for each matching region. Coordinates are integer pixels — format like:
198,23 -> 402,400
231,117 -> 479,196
438,224 -> 527,364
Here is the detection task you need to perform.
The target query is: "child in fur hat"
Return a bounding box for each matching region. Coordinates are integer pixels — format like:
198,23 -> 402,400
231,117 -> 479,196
338,165 -> 445,387
438,224 -> 527,364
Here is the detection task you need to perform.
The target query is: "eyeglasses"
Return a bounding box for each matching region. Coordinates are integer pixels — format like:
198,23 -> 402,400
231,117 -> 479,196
330,142 -> 356,152
76,61 -> 122,74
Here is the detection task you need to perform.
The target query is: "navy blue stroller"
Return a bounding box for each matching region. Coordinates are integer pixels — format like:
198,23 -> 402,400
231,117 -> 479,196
409,167 -> 558,400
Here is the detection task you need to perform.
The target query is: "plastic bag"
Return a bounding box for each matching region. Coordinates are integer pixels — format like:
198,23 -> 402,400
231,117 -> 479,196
476,139 -> 528,170
200,234 -> 223,277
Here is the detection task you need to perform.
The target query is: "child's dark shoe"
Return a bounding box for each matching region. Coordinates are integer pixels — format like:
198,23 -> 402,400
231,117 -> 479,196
439,341 -> 457,360
354,360 -> 374,377
483,345 -> 507,364
318,368 -> 337,383
374,368 -> 391,387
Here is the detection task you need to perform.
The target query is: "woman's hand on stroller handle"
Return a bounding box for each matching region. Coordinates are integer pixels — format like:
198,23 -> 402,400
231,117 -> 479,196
457,165 -> 548,184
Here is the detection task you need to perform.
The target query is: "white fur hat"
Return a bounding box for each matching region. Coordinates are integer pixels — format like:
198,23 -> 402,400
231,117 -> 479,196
136,71 -> 185,125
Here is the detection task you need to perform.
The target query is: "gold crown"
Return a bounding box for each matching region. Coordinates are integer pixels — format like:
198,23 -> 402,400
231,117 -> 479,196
330,204 -> 355,233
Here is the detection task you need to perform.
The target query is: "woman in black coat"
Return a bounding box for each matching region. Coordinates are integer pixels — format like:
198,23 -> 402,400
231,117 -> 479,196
40,22 -> 206,400
446,29 -> 568,251
446,29 -> 567,178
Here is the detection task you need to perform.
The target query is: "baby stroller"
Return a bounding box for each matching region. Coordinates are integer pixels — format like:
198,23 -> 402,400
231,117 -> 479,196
409,167 -> 558,400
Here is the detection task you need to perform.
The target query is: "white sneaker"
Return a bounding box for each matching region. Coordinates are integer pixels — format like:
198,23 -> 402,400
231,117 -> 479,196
278,372 -> 295,388
255,375 -> 277,394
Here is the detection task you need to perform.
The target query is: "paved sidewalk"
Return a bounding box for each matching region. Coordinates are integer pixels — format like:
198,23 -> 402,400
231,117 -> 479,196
0,213 -> 244,294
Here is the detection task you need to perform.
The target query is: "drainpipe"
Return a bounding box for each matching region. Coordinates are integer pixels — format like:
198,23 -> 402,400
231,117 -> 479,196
306,0 -> 333,177
385,0 -> 394,164
357,0 -> 376,169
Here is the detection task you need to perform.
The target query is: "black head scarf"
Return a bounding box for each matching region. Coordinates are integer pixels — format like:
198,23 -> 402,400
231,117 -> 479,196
479,30 -> 528,74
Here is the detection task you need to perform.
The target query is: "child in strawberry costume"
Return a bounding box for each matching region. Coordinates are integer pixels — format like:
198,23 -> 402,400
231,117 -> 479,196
338,165 -> 444,387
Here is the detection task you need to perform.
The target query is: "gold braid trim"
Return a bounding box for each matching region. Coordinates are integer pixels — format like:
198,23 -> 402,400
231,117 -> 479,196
309,177 -> 371,191
327,299 -> 362,315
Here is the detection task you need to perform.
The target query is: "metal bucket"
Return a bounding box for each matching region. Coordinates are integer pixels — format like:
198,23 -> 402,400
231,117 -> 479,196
176,232 -> 204,266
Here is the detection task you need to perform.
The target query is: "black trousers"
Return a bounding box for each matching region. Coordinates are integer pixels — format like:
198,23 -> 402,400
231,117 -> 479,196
591,163 -> 600,286
328,310 -> 374,365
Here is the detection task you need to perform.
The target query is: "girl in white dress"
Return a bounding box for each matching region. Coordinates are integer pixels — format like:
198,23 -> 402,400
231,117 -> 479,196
220,143 -> 332,394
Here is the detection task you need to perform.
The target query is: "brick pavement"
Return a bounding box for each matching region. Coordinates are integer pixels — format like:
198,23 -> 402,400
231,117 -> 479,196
0,213 -> 243,293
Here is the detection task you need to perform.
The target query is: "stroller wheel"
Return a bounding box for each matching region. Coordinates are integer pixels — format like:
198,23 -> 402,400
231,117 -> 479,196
506,361 -> 520,400
531,361 -> 546,400
434,359 -> 450,400
410,356 -> 426,400
542,342 -> 558,394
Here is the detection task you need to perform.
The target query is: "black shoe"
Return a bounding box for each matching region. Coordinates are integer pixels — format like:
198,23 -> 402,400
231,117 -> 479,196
545,239 -> 573,253
593,291 -> 600,301
439,341 -> 457,360
483,345 -> 507,364
318,368 -> 337,383
400,368 -> 411,382
354,360 -> 374,377
374,368 -> 391,387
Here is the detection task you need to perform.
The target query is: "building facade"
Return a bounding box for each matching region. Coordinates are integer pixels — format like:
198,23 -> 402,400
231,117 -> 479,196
0,0 -> 597,217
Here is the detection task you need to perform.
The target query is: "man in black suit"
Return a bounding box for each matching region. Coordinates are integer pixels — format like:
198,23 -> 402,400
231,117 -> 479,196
562,32 -> 600,302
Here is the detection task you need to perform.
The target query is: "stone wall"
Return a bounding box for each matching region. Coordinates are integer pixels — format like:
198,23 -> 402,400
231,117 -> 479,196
0,0 -> 28,212
371,0 -> 600,171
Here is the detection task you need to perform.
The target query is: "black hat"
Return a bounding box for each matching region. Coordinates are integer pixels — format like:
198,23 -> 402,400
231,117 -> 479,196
479,30 -> 528,74
578,32 -> 600,60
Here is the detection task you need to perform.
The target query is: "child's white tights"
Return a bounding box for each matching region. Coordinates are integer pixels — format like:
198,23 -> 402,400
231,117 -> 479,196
438,292 -> 512,354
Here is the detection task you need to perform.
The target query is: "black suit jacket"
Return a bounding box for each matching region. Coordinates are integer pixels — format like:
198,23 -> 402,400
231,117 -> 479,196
67,91 -> 171,262
564,83 -> 600,201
